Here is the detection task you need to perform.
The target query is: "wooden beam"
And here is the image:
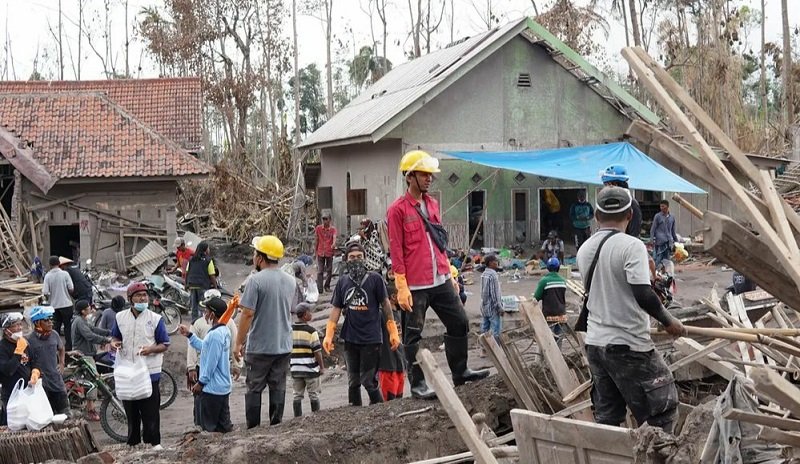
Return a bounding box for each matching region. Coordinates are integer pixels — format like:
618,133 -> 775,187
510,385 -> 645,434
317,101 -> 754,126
722,408 -> 800,432
749,367 -> 800,418
674,338 -> 741,380
478,334 -> 539,411
703,211 -> 800,310
520,301 -> 593,421
671,193 -> 704,220
407,446 -> 518,464
622,48 -> 800,296
552,399 -> 592,418
667,338 -> 732,372
630,46 -> 800,245
416,349 -> 499,464
757,427 -> 800,448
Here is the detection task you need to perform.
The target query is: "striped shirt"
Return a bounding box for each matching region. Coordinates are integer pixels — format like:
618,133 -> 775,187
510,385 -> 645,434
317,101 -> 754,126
480,268 -> 502,318
291,323 -> 322,378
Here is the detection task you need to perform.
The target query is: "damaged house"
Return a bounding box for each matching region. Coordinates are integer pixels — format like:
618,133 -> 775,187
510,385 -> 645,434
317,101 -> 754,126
0,78 -> 210,271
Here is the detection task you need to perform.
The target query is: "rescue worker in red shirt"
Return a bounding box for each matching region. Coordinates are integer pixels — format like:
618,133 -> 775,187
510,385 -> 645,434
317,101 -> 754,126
171,237 -> 194,275
387,150 -> 488,399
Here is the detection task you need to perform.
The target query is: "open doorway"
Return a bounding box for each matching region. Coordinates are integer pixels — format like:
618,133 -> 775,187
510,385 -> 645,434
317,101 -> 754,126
468,190 -> 486,249
512,190 -> 528,244
539,188 -> 586,247
0,165 -> 14,216
49,225 -> 80,261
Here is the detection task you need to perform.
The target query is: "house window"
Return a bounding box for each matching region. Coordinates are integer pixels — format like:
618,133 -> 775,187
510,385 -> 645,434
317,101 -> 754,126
318,187 -> 333,210
448,173 -> 460,185
347,189 -> 367,216
471,173 -> 483,184
517,73 -> 532,87
514,172 -> 526,183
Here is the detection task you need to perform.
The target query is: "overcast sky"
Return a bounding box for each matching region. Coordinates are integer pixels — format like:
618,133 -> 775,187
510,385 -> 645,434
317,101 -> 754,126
1,0 -> 795,82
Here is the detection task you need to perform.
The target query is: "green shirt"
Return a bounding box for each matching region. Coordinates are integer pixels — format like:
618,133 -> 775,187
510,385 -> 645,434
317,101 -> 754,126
533,272 -> 567,318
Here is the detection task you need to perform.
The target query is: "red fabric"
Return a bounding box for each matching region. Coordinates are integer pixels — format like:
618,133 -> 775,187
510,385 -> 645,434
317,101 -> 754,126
379,370 -> 405,400
175,247 -> 194,273
315,225 -> 337,257
387,191 -> 451,286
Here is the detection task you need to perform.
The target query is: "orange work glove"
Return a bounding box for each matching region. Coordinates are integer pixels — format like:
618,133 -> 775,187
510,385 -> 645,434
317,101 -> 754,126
394,273 -> 413,312
29,368 -> 40,385
386,319 -> 401,351
13,337 -> 27,355
322,320 -> 337,354
219,294 -> 240,325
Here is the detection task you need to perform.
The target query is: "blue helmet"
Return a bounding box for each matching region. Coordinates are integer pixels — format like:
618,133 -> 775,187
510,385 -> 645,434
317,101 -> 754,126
601,164 -> 629,184
30,305 -> 55,323
546,257 -> 561,272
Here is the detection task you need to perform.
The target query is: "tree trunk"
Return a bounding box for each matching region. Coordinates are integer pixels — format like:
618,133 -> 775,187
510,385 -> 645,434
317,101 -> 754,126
326,0 -> 334,119
58,0 -> 63,79
124,0 -> 130,78
781,0 -> 794,127
760,0 -> 768,150
292,0 -> 301,149
77,0 -> 82,80
628,0 -> 641,47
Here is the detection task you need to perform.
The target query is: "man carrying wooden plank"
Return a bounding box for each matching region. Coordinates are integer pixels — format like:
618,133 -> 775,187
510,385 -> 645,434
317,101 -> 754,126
576,186 -> 686,432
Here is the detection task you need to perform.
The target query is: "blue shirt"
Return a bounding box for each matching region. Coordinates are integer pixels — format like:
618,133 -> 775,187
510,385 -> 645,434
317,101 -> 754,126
650,212 -> 677,247
189,324 -> 232,395
111,316 -> 170,382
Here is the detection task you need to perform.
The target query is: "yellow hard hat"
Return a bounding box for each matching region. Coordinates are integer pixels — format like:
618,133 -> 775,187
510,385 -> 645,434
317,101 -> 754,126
399,150 -> 440,174
251,235 -> 284,260
450,265 -> 459,278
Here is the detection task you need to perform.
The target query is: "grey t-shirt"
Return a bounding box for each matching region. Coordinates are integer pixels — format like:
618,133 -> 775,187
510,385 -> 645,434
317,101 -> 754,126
576,229 -> 654,351
26,333 -> 66,393
240,267 -> 296,355
43,268 -> 74,309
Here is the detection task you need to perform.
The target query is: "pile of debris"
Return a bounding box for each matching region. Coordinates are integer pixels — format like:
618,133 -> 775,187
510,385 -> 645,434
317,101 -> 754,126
0,277 -> 40,310
178,164 -> 315,244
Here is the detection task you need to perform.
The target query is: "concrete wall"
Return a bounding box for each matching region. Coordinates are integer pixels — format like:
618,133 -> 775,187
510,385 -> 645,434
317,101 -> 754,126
317,139 -> 403,237
21,179 -> 178,268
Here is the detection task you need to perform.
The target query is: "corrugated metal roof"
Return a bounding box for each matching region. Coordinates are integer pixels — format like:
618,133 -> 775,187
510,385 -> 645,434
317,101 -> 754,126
299,19 -> 527,148
300,17 -> 658,149
130,241 -> 169,276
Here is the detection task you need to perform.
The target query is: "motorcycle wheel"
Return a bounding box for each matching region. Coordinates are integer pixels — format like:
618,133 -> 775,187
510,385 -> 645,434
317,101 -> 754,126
159,369 -> 178,410
160,302 -> 183,335
100,396 -> 128,443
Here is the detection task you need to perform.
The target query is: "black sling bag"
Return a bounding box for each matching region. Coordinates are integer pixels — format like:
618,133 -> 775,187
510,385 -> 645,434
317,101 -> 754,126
574,230 -> 621,332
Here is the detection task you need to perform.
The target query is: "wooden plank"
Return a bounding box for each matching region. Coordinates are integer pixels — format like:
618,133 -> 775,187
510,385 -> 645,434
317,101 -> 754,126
552,399 -> 592,418
629,46 -> 800,241
671,193 -> 704,220
674,338 -> 740,380
416,349 -> 498,464
703,211 -> 800,310
757,427 -> 800,447
622,48 -> 800,296
749,367 -> 800,418
562,380 -> 591,403
479,333 -> 539,411
27,193 -> 88,211
407,446 -> 518,464
722,408 -> 800,432
511,409 -> 635,464
759,169 -> 800,255
667,338 -> 732,372
727,293 -> 759,373
520,301 -> 593,421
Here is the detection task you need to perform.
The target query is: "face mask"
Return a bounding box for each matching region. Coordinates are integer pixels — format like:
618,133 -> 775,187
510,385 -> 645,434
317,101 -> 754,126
133,302 -> 149,312
346,259 -> 367,285
5,329 -> 22,341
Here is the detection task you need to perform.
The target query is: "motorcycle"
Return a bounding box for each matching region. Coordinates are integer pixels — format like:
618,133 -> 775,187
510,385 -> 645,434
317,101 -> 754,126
63,352 -> 127,442
653,260 -> 678,308
82,259 -> 112,303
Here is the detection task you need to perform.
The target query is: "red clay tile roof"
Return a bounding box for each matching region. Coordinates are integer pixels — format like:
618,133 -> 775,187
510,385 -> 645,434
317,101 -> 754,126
0,77 -> 202,150
0,92 -> 211,179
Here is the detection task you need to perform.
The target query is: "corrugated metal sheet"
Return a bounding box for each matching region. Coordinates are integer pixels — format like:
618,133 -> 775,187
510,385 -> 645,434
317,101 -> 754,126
299,19 -> 526,148
130,241 -> 169,276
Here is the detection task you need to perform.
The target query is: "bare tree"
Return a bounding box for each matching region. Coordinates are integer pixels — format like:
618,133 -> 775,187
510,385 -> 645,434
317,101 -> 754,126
470,0 -> 500,31
628,0 -> 641,47
760,0 -> 768,145
781,0 -> 794,127
58,0 -> 63,79
293,0 -> 301,147
408,0 -> 422,57
375,0 -> 389,73
304,0 -> 335,119
424,0 -> 446,54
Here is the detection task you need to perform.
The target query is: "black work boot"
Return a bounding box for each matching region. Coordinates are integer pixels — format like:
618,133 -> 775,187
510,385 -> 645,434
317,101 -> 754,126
348,387 -> 363,406
367,389 -> 384,405
268,391 -> 285,425
244,392 -> 262,429
444,334 -> 489,386
310,399 -> 320,412
293,399 -> 302,418
405,343 -> 436,400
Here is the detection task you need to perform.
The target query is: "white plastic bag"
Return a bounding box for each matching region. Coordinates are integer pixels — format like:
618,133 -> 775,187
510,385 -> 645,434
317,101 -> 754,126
305,278 -> 319,303
114,353 -> 153,401
25,382 -> 54,431
6,379 -> 28,431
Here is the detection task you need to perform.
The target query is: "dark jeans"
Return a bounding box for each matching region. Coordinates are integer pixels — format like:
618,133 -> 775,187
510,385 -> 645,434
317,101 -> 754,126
45,389 -> 69,415
244,352 -> 290,428
404,282 -> 469,346
317,256 -> 333,291
574,227 -> 591,249
343,342 -> 381,401
586,345 -> 678,432
122,380 -> 161,446
53,306 -> 73,351
189,288 -> 207,322
199,392 -> 233,433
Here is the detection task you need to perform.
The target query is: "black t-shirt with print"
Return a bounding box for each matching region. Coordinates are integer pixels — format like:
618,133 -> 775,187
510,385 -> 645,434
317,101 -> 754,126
332,272 -> 387,345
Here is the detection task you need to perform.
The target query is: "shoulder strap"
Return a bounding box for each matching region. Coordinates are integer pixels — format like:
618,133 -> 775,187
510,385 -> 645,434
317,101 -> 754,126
584,230 -> 621,295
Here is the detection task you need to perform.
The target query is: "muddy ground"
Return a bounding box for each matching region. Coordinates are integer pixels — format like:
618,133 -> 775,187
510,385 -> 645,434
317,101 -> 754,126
86,254 -> 735,462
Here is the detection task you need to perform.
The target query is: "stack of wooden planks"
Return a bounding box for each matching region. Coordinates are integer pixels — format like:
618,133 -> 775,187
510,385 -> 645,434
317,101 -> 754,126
0,277 -> 41,310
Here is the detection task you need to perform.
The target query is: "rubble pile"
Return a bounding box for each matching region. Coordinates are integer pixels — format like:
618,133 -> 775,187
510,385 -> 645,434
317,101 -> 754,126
178,165 -> 315,244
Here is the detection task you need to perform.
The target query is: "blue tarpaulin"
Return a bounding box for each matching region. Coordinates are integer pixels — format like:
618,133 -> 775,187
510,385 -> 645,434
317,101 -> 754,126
443,142 -> 706,194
